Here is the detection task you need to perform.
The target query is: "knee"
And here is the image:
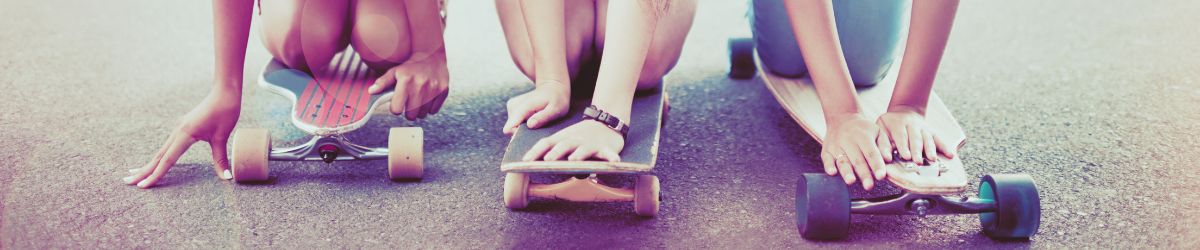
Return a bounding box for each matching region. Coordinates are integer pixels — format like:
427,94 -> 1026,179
750,0 -> 807,78
635,56 -> 673,90
351,1 -> 413,71
259,0 -> 348,73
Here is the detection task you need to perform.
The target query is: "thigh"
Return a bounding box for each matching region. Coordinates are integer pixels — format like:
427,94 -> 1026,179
494,0 -> 597,82
833,0 -> 909,86
258,0 -> 351,74
751,0 -> 808,77
595,0 -> 697,89
350,0 -> 413,72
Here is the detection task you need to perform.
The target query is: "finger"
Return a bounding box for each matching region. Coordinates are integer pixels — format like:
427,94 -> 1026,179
410,78 -> 434,120
405,79 -> 427,121
933,133 -> 956,159
503,98 -> 542,135
924,130 -> 937,163
369,69 -> 397,94
844,146 -> 870,187
834,148 -> 856,185
126,133 -> 174,185
851,152 -> 876,191
859,143 -> 887,181
419,78 -> 436,119
390,76 -> 412,116
139,133 -> 197,188
526,102 -> 562,129
893,125 -> 911,161
821,150 -> 837,176
210,138 -> 233,180
543,141 -> 578,161
596,148 -> 621,162
907,125 -> 924,165
522,137 -> 557,161
429,88 -> 448,115
567,145 -> 599,161
876,128 -> 893,163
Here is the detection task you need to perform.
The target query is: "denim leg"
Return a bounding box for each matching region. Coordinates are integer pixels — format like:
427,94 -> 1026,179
750,0 -> 909,86
751,0 -> 808,78
834,0 -> 909,86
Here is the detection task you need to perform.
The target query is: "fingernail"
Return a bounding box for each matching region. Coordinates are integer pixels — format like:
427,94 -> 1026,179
122,176 -> 135,184
136,180 -> 151,188
528,119 -> 538,128
222,169 -> 233,180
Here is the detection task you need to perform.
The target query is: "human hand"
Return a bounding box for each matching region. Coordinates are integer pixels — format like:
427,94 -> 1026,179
821,113 -> 888,190
368,50 -> 450,121
502,80 -> 570,135
522,120 -> 623,162
875,107 -> 956,165
124,87 -> 241,188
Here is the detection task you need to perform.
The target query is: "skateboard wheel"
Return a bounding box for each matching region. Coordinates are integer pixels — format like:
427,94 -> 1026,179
979,174 -> 1041,239
231,128 -> 270,182
503,173 -> 530,209
388,127 -> 424,180
728,37 -> 757,79
634,175 -> 661,217
795,173 -> 850,240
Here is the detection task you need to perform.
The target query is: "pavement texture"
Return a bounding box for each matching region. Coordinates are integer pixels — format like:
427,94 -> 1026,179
2,0 -> 1199,248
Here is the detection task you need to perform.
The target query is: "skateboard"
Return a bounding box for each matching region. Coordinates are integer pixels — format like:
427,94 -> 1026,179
728,38 -> 1041,240
500,86 -> 666,216
229,47 -> 424,182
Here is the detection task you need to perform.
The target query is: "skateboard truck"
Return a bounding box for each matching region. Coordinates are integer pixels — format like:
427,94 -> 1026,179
269,135 -> 388,162
851,192 -> 995,216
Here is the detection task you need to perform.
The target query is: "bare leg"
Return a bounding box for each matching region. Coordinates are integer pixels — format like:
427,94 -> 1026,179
595,0 -> 697,90
349,0 -> 414,72
495,0 -> 597,83
258,0 -> 351,75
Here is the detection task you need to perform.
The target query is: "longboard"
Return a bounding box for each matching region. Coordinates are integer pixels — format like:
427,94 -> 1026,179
229,47 -> 423,183
728,37 -> 1040,240
259,49 -> 394,136
499,86 -> 665,216
756,56 -> 969,194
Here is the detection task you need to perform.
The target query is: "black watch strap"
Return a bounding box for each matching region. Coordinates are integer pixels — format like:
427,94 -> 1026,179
583,105 -> 630,137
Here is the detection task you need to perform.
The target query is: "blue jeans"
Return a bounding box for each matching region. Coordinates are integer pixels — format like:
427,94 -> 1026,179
751,0 -> 909,86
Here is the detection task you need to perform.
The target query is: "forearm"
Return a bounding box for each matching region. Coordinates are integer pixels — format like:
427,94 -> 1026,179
590,0 -> 662,122
212,0 -> 254,92
403,0 -> 447,61
784,0 -> 861,122
889,0 -> 959,114
519,0 -> 571,88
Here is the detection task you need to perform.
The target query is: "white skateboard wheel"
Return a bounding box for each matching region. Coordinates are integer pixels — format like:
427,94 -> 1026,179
388,127 -> 424,180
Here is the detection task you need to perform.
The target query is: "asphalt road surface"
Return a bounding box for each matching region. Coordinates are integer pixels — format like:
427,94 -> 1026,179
2,0 -> 1198,248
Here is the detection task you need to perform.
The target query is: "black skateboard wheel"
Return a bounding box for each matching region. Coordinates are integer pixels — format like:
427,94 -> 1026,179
795,173 -> 850,240
979,174 -> 1041,239
728,37 -> 757,79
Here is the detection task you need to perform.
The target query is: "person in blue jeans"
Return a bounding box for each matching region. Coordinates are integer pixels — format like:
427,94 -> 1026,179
752,0 -> 961,190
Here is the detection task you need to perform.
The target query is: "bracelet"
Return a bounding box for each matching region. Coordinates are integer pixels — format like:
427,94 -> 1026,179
582,105 -> 630,138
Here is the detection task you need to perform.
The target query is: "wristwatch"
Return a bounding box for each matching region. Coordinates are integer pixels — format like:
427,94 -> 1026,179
583,105 -> 630,138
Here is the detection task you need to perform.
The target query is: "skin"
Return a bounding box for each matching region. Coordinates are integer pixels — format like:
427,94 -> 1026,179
784,0 -> 960,190
126,0 -> 448,188
495,0 -> 695,162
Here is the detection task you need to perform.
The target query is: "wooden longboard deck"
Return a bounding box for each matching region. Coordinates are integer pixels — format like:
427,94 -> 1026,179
500,86 -> 665,174
258,48 -> 393,136
756,55 -> 969,194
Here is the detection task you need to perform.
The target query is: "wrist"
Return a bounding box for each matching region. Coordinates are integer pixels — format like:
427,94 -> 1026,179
535,78 -> 571,91
583,105 -> 630,138
887,104 -> 926,115
826,112 -> 866,128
